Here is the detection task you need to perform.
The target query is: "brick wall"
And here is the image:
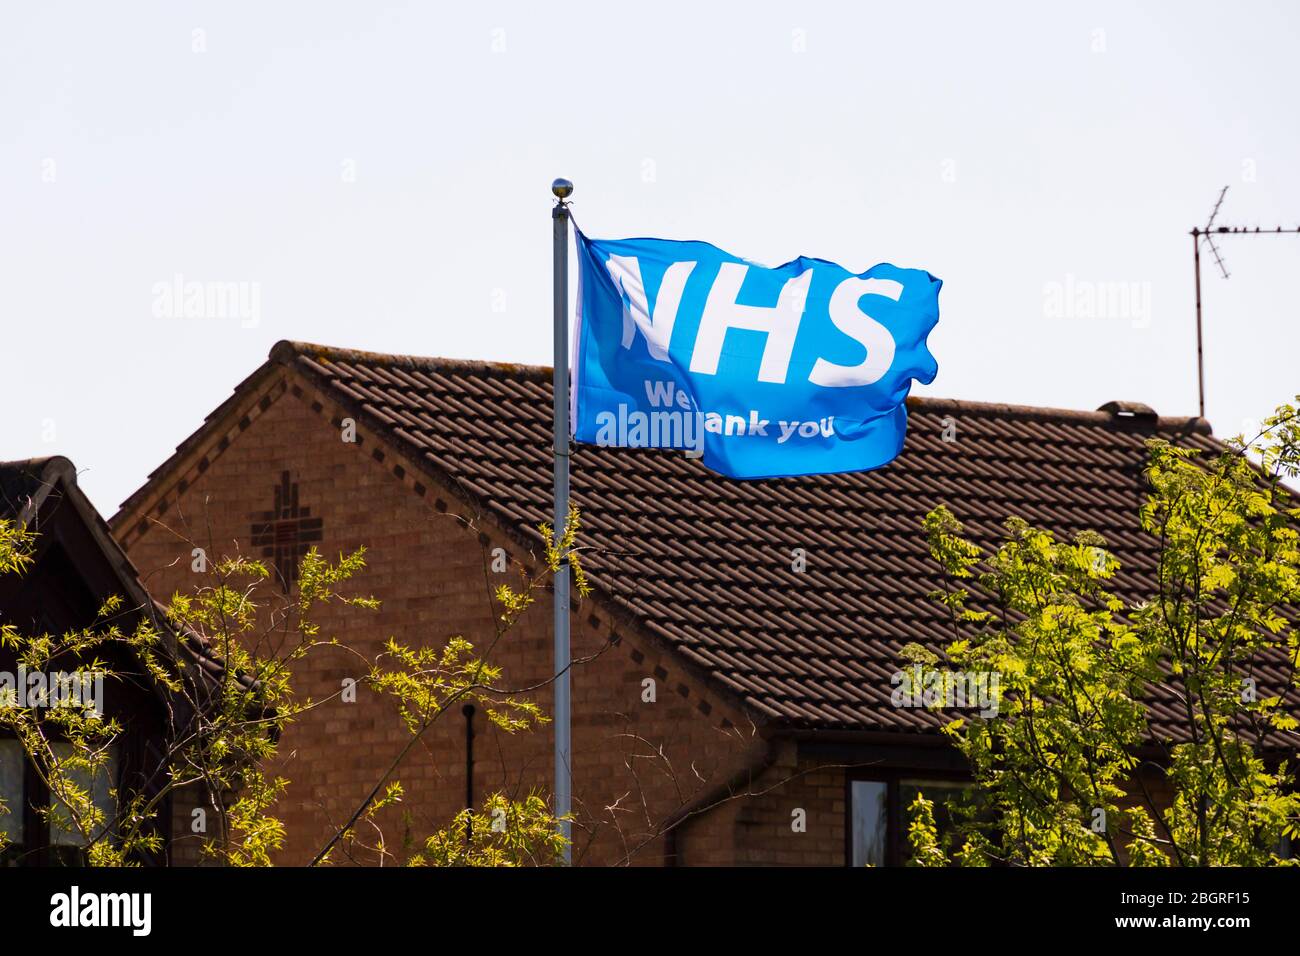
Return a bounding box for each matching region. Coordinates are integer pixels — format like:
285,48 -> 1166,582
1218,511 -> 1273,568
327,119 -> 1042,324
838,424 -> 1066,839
117,370 -> 773,865
168,785 -> 206,865
673,741 -> 849,865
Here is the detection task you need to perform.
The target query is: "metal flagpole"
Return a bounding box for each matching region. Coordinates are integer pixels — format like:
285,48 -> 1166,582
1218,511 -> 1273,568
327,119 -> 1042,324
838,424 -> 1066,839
551,176 -> 573,863
1192,227 -> 1205,419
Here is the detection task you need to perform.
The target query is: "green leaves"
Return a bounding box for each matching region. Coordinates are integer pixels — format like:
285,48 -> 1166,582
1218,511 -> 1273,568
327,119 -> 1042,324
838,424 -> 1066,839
213,770 -> 287,867
2,492 -> 582,867
540,502 -> 593,601
904,793 -> 948,867
410,791 -> 569,867
908,397 -> 1300,866
369,635 -> 547,737
0,519 -> 34,578
0,537 -> 391,865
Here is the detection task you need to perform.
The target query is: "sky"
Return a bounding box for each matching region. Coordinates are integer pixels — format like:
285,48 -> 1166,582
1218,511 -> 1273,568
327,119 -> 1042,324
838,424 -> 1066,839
2,0 -> 1298,515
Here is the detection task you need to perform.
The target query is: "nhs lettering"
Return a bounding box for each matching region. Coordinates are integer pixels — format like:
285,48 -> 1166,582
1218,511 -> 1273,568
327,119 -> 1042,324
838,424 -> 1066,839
572,231 -> 941,480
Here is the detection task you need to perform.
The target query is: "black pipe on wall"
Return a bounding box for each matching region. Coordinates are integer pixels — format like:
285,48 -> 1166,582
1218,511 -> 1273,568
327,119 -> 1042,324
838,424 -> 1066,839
462,703 -> 475,845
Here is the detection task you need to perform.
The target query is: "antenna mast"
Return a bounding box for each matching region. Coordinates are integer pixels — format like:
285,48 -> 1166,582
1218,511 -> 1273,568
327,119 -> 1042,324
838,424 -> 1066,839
1190,186 -> 1300,419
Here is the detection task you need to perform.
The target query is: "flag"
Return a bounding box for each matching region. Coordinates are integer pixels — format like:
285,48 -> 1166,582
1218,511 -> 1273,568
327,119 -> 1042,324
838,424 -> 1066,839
572,229 -> 941,480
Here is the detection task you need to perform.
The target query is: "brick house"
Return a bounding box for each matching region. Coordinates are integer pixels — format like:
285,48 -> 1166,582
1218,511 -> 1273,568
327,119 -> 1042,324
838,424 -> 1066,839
0,457 -> 221,866
108,341 -> 1235,866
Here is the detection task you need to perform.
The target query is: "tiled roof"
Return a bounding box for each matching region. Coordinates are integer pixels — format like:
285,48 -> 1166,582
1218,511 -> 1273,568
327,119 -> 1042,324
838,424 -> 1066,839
117,342 -> 1300,743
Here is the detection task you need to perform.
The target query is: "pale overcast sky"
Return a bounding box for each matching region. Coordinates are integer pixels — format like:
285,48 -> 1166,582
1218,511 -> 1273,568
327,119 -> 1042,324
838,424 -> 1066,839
2,0 -> 1298,514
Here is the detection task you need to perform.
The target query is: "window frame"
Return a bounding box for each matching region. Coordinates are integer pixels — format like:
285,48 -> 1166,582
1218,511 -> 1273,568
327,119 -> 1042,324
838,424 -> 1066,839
0,736 -> 30,866
0,731 -> 123,866
844,767 -> 972,867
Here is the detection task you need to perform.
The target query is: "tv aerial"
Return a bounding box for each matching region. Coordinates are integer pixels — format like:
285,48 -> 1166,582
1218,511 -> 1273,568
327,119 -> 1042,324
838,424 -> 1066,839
1190,185 -> 1300,418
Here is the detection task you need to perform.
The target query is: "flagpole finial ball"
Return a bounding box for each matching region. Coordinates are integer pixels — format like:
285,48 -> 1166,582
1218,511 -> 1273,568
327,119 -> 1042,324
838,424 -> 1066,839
551,178 -> 574,199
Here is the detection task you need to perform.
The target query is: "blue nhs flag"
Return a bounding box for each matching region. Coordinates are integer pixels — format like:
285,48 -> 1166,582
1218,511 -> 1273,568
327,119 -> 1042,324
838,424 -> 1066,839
572,229 -> 941,480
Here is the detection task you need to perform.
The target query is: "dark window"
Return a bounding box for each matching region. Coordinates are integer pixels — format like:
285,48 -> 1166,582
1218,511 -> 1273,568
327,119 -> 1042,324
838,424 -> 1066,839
849,780 -> 887,866
0,739 -> 24,866
847,771 -> 971,866
0,736 -> 119,866
899,778 -> 968,860
48,741 -> 119,864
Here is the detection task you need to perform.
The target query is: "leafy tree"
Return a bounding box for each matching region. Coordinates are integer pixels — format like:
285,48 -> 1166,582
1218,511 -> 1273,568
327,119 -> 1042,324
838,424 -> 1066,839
0,506 -> 587,867
907,399 -> 1300,866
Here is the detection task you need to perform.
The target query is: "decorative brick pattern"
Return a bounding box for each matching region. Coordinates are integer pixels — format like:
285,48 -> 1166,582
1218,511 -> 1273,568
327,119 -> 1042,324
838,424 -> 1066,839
250,470 -> 323,590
